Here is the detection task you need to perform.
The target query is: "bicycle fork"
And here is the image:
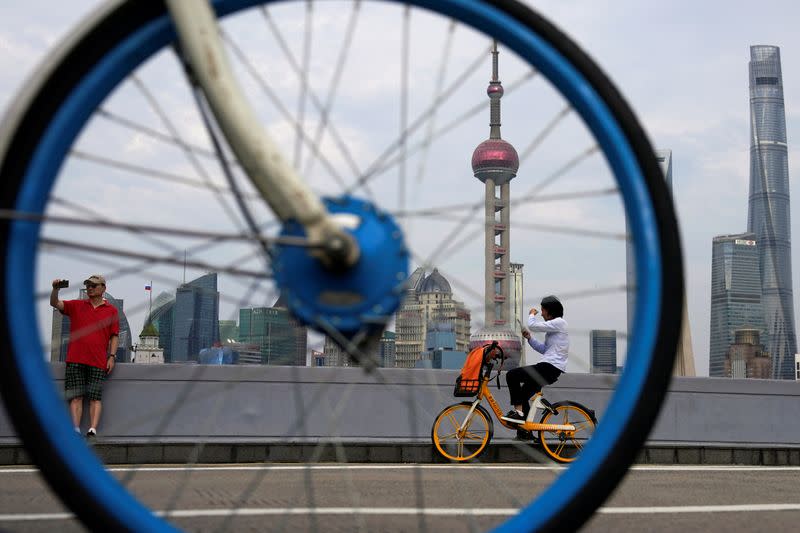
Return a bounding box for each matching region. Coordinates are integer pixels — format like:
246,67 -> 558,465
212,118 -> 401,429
457,400 -> 483,436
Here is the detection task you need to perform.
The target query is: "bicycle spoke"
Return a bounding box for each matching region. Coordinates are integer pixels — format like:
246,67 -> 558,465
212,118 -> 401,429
398,5 -> 410,216
70,149 -> 263,199
348,69 -> 537,193
221,27 -> 351,193
131,75 -> 249,234
96,107 -> 238,165
412,20 -> 456,189
40,238 -> 269,280
1,209 -> 307,246
301,1 -> 362,180
294,0 -> 313,169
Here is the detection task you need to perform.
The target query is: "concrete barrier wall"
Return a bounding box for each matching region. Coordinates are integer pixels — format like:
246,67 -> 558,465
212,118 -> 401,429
1,364 -> 799,446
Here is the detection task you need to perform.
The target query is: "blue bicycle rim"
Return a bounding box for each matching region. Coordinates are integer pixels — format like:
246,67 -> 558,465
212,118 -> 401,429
6,1 -> 663,531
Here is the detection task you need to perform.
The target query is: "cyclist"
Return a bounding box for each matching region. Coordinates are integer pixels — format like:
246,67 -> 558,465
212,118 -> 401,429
502,295 -> 568,440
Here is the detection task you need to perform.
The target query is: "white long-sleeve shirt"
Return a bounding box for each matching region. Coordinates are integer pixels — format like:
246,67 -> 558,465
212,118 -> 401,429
526,314 -> 569,372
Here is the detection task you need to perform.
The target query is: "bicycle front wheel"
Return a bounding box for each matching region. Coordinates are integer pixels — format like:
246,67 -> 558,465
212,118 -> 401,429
0,0 -> 682,531
431,402 -> 493,462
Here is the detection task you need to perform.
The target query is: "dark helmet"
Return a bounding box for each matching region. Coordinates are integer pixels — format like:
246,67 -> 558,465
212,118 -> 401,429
540,295 -> 564,318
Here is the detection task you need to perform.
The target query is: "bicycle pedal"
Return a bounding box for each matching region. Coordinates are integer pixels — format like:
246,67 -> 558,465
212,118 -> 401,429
540,398 -> 558,415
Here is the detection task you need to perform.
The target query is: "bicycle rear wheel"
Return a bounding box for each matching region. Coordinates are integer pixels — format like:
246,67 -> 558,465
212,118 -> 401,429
538,402 -> 597,464
0,0 -> 682,531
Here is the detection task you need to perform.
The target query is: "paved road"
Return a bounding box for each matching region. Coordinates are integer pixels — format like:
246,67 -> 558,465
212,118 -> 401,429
1,464 -> 799,531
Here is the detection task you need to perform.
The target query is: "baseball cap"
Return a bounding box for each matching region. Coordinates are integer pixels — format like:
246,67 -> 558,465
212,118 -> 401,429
84,274 -> 106,286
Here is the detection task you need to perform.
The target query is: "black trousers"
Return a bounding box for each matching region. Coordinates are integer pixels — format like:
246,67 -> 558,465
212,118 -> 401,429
506,362 -> 562,415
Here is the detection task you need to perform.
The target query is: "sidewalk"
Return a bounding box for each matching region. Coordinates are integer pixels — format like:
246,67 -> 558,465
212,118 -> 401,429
2,441 -> 799,466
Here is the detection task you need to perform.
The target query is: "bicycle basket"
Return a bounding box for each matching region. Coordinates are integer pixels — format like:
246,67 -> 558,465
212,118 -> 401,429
453,377 -> 481,397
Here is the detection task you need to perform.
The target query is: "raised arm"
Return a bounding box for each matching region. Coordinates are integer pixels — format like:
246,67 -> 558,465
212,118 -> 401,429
50,279 -> 65,312
527,313 -> 565,333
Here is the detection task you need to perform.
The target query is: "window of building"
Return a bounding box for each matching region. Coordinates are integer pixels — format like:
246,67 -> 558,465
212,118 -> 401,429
756,76 -> 778,85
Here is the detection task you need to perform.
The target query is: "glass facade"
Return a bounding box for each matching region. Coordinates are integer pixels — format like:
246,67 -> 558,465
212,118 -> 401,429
171,273 -> 220,363
708,234 -> 766,377
590,330 -> 617,374
747,45 -> 797,379
239,305 -> 306,366
219,320 -> 239,343
379,331 -> 396,368
156,301 -> 174,363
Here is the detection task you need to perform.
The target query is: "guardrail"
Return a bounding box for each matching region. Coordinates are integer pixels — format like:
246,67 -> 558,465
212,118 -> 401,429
1,364 -> 798,464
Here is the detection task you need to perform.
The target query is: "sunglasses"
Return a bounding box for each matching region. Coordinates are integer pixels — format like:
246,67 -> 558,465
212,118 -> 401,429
84,283 -> 102,289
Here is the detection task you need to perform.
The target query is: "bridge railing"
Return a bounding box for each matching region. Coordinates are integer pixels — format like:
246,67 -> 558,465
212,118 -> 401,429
1,364 -> 798,446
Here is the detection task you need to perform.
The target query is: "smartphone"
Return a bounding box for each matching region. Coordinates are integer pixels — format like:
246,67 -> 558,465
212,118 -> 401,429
55,279 -> 69,289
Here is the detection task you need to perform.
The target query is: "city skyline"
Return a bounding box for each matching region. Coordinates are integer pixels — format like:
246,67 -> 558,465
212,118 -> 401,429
12,1 -> 800,376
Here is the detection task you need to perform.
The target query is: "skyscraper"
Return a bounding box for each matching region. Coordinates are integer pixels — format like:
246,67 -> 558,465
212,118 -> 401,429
708,233 -> 766,377
626,149 -> 695,376
144,291 -> 175,362
590,330 -> 617,374
219,320 -> 239,344
395,267 -> 471,368
724,328 -> 771,379
171,273 -> 220,362
747,45 -> 797,380
468,41 -> 522,367
379,331 -> 396,368
239,295 -> 307,366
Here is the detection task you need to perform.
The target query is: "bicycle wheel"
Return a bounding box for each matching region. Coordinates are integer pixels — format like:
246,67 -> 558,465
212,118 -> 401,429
431,402 -> 493,461
538,402 -> 597,464
0,0 -> 682,532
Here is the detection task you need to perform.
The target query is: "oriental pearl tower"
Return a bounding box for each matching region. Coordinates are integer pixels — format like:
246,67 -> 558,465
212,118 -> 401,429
468,41 -> 523,368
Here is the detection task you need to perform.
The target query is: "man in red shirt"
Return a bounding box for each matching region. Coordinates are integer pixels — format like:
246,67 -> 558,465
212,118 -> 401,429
51,275 -> 120,438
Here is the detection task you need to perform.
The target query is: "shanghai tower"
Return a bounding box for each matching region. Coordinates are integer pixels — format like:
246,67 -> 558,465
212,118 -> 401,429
747,45 -> 797,379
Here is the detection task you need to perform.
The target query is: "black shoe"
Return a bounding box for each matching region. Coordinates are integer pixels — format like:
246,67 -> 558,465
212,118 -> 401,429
501,410 -> 525,424
86,428 -> 97,440
514,429 -> 532,441
514,430 -> 542,445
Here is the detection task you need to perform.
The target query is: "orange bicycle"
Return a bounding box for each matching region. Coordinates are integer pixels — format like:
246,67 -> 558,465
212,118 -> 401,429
431,342 -> 597,463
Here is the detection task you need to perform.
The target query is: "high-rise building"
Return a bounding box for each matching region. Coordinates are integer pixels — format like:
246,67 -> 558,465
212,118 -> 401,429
747,45 -> 797,380
379,331 -> 396,368
468,41 -> 522,367
626,149 -> 695,376
724,328 -> 771,379
239,296 -> 306,366
144,291 -> 175,362
415,322 -> 467,370
219,320 -> 239,344
322,334 -> 348,367
509,263 -> 526,363
171,273 -> 220,362
311,349 -> 326,367
50,289 -> 133,363
590,330 -> 617,374
709,233 -> 766,377
395,267 -> 471,368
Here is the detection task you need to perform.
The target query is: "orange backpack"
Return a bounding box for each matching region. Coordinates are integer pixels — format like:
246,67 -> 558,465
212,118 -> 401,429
453,345 -> 493,397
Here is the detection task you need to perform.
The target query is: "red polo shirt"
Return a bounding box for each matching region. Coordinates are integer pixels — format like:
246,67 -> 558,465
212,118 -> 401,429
62,299 -> 120,369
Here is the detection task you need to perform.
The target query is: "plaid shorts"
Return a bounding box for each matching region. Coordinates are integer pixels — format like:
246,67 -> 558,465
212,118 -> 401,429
65,362 -> 106,401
